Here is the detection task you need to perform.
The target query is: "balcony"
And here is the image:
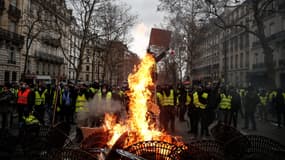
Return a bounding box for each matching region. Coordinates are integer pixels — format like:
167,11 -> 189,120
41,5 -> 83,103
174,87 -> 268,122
8,4 -> 21,22
252,63 -> 265,69
0,27 -> 24,47
8,60 -> 16,64
36,51 -> 64,64
252,31 -> 285,48
42,36 -> 61,48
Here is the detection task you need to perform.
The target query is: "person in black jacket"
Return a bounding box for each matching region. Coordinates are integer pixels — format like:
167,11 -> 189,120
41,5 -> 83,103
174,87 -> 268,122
205,82 -> 221,129
274,88 -> 285,128
0,84 -> 16,129
243,87 -> 259,130
229,87 -> 241,128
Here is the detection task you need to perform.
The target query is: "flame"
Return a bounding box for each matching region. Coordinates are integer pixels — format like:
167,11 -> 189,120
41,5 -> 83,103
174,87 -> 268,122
103,53 -> 182,148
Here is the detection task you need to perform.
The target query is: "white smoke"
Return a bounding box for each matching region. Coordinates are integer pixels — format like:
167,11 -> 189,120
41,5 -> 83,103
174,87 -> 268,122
76,95 -> 125,127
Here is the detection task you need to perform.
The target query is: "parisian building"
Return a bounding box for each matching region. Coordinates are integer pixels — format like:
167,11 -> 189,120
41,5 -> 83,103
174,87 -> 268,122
192,0 -> 285,88
0,0 -> 24,84
20,0 -> 72,83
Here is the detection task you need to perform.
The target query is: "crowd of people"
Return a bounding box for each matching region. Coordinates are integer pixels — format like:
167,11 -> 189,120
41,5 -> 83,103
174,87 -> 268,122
156,81 -> 285,137
0,80 -> 284,138
0,81 -> 125,130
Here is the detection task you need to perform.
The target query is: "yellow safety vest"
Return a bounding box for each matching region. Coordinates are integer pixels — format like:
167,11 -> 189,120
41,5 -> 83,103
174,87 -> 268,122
193,92 -> 207,109
89,87 -> 97,94
194,92 -> 208,109
156,92 -> 163,105
23,114 -> 39,125
35,89 -> 47,106
219,93 -> 232,110
97,91 -> 112,101
76,94 -> 87,112
269,91 -> 277,102
162,90 -> 175,106
259,96 -> 267,106
282,93 -> 285,101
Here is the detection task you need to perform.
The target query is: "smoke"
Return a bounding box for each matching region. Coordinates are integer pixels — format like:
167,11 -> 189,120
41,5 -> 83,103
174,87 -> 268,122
77,95 -> 125,127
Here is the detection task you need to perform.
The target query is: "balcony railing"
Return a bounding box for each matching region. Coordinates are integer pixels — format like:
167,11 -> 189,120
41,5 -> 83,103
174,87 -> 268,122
42,35 -> 61,48
8,4 -> 21,21
0,27 -> 24,47
8,60 -> 16,64
252,63 -> 265,69
36,51 -> 64,64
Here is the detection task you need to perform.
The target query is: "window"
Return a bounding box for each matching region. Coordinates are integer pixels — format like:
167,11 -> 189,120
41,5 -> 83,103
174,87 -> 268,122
86,65 -> 89,71
8,47 -> 15,64
235,54 -> 238,69
8,21 -> 16,33
268,23 -> 275,36
86,74 -> 89,81
12,72 -> 17,82
240,53 -> 244,68
47,64 -> 50,75
246,52 -> 249,67
36,62 -> 39,74
239,35 -> 244,50
231,56 -> 233,69
42,63 -> 45,74
235,37 -> 238,51
4,71 -> 10,83
245,34 -> 249,47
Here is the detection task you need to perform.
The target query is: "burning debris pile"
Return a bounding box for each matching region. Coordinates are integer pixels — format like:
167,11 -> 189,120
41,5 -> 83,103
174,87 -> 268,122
78,53 -> 185,159
102,53 -> 180,148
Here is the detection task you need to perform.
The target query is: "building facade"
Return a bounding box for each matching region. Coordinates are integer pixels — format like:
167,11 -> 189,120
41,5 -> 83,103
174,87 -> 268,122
20,0 -> 71,83
192,0 -> 285,88
0,0 -> 24,84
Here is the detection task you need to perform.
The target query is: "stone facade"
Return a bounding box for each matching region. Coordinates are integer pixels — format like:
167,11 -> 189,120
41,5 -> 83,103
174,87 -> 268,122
192,0 -> 285,88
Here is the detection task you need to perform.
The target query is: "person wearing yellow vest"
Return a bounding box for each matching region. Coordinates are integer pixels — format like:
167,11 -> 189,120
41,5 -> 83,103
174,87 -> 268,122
17,82 -> 35,126
218,88 -> 232,125
160,84 -> 176,132
75,88 -> 88,113
34,84 -> 47,124
192,85 -> 208,136
96,85 -> 113,112
23,112 -> 40,125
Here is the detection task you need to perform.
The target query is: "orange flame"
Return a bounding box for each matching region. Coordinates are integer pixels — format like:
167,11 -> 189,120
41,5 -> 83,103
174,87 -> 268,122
103,53 -> 182,148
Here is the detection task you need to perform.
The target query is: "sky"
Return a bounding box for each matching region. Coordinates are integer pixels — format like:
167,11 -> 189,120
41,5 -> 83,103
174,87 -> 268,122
119,0 -> 165,58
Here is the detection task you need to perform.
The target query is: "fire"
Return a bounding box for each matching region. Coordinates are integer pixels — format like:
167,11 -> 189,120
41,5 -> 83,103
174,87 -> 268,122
103,53 -> 182,148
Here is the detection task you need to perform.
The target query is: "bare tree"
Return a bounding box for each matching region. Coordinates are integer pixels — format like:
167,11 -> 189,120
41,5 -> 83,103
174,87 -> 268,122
21,0 -> 50,79
54,0 -> 136,83
158,0 -> 206,82
93,2 -> 137,83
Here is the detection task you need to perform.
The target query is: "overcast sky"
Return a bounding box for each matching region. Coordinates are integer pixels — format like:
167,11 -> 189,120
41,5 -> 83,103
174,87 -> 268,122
119,0 -> 165,58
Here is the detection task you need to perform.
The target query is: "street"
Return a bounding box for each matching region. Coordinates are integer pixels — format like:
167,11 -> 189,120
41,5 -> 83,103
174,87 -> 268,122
173,116 -> 285,146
